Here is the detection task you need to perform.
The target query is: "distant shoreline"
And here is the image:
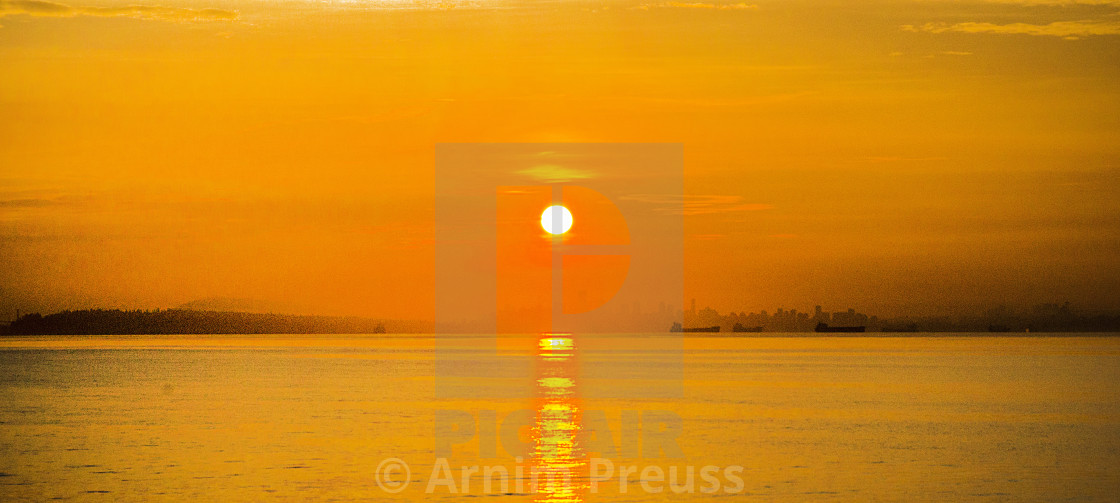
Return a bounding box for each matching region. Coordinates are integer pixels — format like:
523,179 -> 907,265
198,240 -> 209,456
0,309 -> 424,336
4,308 -> 1119,336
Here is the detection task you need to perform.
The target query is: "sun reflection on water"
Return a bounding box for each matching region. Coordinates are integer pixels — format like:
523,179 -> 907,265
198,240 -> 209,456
532,334 -> 587,503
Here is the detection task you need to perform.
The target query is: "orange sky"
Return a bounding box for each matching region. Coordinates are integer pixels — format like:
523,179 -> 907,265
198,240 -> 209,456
2,0 -> 1119,320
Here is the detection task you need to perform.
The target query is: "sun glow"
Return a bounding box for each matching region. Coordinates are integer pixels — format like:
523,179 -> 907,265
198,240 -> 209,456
541,205 -> 573,235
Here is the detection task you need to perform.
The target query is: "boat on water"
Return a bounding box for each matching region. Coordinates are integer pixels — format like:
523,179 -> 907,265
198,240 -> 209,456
670,322 -> 720,333
732,323 -> 764,333
685,326 -> 721,333
814,322 -> 865,333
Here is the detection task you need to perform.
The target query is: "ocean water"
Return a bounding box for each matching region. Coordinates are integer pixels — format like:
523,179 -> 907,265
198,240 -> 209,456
0,334 -> 1118,501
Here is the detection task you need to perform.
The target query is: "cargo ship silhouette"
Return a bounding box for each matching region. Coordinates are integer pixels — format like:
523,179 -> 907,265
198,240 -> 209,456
814,322 -> 866,333
733,323 -> 764,333
670,322 -> 720,333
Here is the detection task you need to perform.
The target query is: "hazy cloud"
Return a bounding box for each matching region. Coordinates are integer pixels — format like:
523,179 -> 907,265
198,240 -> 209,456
516,165 -> 596,184
0,0 -> 238,21
903,20 -> 1120,39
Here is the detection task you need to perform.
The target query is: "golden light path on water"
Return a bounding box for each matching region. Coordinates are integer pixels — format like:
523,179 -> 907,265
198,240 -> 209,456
532,335 -> 587,503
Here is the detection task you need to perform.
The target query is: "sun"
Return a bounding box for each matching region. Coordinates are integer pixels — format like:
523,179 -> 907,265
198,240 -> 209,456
541,205 -> 573,235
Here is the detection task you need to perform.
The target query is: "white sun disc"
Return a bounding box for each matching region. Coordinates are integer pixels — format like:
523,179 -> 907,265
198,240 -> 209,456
541,205 -> 573,235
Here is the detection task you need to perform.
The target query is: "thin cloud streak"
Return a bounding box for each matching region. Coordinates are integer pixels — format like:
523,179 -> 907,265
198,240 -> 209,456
622,194 -> 774,216
633,2 -> 757,10
903,20 -> 1120,39
0,0 -> 238,21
